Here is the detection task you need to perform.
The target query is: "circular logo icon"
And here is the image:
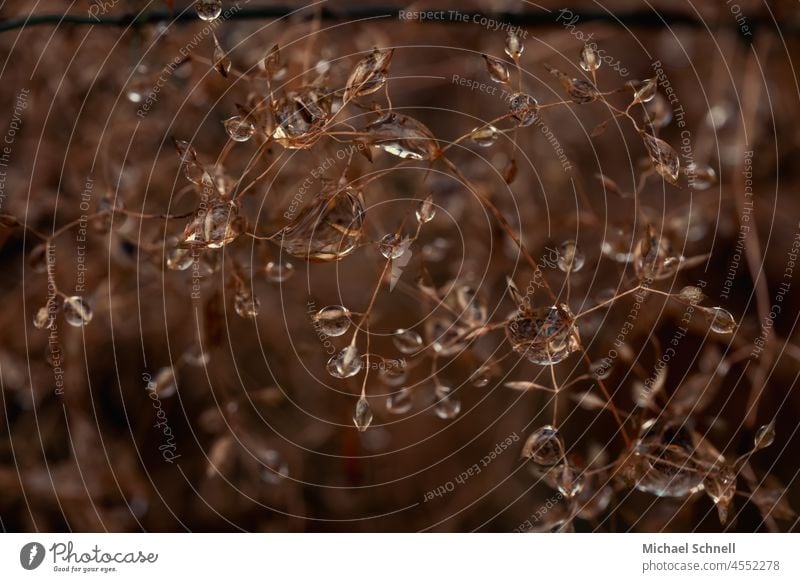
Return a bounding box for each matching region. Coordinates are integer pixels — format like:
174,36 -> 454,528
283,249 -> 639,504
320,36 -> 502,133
20,542 -> 46,570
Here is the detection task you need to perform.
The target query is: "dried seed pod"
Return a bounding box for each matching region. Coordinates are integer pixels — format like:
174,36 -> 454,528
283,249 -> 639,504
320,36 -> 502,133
579,44 -> 600,72
344,48 -> 394,101
641,131 -> 680,184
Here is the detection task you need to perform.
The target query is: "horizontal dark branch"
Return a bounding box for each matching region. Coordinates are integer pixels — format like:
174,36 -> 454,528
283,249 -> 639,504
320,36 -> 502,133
0,5 -> 774,38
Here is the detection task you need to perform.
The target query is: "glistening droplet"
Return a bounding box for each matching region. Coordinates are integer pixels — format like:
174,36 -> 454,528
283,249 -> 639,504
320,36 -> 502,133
314,306 -> 351,337
353,397 -> 373,432
63,296 -> 93,327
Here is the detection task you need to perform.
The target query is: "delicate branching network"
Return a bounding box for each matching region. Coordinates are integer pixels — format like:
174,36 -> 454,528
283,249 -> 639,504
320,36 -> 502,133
3,0 -> 794,532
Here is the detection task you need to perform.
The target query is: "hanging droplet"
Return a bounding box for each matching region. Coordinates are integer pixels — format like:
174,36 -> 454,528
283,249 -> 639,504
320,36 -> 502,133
589,359 -> 612,380
579,44 -> 600,72
353,396 -> 373,432
278,188 -> 364,261
259,448 -> 290,484
212,34 -> 231,78
265,260 -> 294,282
62,296 -> 93,327
386,387 -> 413,414
704,466 -> 736,524
392,329 -> 423,354
33,305 -> 55,330
234,291 -> 260,319
180,198 -> 245,249
416,195 -> 436,224
508,92 -> 539,127
470,363 -> 497,388
470,125 -> 499,147
630,419 -> 705,497
506,305 -> 580,365
504,30 -> 524,60
556,463 -> 585,499
707,307 -> 736,334
379,366 -> 407,387
184,344 -> 211,366
754,419 -> 776,450
482,54 -> 510,84
678,285 -> 705,304
522,425 -> 564,465
684,163 -> 717,190
166,243 -> 195,271
223,116 -> 255,142
151,366 -> 177,398
313,306 -> 351,337
434,385 -> 461,419
327,345 -> 362,378
378,233 -> 412,259
195,0 -> 222,21
631,78 -> 657,104
557,240 -> 585,273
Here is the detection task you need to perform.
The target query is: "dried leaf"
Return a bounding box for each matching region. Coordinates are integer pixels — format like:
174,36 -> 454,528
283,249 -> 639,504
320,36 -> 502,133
503,158 -> 518,184
634,364 -> 667,409
571,390 -> 607,411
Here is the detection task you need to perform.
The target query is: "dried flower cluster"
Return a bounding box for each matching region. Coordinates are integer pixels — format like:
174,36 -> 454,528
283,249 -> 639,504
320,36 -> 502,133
0,0 -> 798,532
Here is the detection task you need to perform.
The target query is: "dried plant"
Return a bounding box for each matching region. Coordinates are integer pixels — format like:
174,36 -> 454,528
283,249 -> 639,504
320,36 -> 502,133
0,0 -> 798,533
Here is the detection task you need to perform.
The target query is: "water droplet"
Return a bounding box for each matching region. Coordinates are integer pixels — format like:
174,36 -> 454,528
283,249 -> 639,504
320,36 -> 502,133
378,233 -> 412,259
678,285 -> 705,304
234,292 -> 260,319
470,125 -> 499,147
278,188 -> 364,261
631,78 -> 657,104
166,243 -> 195,271
470,364 -> 496,387
327,345 -> 362,378
522,425 -> 564,465
386,387 -> 413,414
482,54 -> 510,84
63,296 -> 93,327
504,31 -> 524,60
353,396 -> 373,431
707,307 -> 736,334
508,92 -> 539,127
392,328 -> 423,354
259,448 -> 289,484
151,366 -> 177,398
366,113 -> 440,161
579,44 -> 600,72
33,305 -> 55,330
416,195 -> 436,224
434,385 -> 461,419
265,260 -> 294,282
180,198 -> 245,249
630,420 -> 705,497
212,34 -> 231,78
223,116 -> 255,142
314,306 -> 351,337
378,366 -> 407,386
506,305 -> 580,365
184,344 -> 211,366
589,359 -> 612,380
195,0 -> 222,21
704,466 -> 736,524
684,163 -> 717,190
557,240 -> 585,272
754,419 -> 776,450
